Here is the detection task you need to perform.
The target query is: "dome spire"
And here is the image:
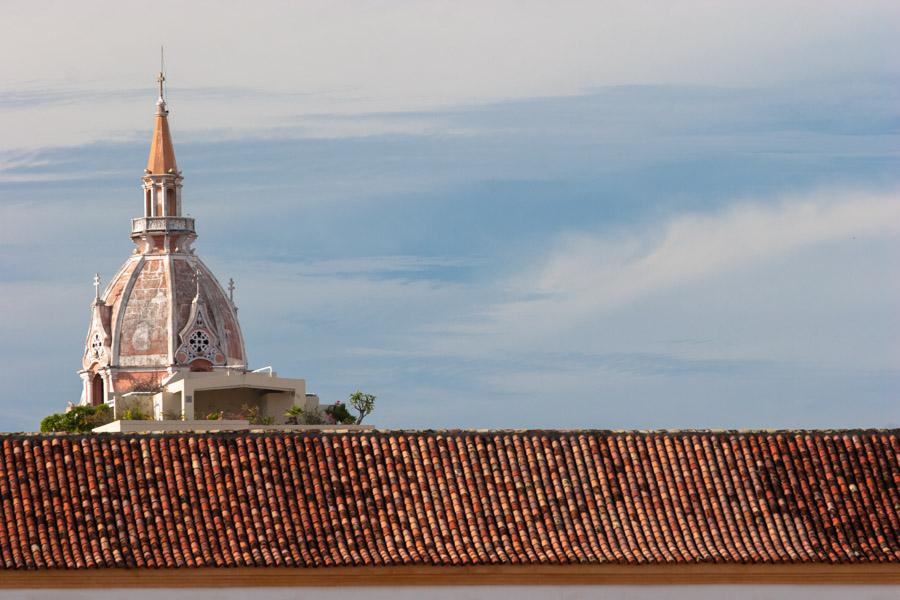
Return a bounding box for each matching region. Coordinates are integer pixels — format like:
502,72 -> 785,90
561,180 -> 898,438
136,52 -> 192,253
146,52 -> 178,175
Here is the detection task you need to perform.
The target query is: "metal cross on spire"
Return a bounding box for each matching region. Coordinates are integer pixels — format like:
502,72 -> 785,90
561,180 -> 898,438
157,46 -> 166,101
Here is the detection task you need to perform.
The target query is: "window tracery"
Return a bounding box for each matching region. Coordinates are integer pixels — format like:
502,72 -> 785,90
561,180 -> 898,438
188,330 -> 211,355
91,332 -> 103,359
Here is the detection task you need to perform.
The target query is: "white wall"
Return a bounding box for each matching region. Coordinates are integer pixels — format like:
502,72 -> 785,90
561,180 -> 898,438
2,586 -> 898,599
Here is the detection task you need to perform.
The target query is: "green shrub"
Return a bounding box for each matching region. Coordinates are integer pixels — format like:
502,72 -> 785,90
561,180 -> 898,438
284,405 -> 326,425
325,402 -> 356,425
40,405 -> 112,433
284,405 -> 305,424
292,405 -> 323,424
121,406 -> 149,421
301,409 -> 324,425
284,402 -> 356,426
242,404 -> 274,426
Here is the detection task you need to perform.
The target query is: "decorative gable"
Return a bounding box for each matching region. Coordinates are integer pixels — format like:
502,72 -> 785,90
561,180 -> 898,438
81,302 -> 112,369
175,299 -> 226,366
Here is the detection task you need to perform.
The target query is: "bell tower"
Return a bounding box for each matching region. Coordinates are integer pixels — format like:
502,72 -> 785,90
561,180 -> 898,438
143,72 -> 182,214
133,70 -> 195,254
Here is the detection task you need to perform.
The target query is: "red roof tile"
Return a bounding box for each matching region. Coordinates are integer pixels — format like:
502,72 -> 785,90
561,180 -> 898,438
0,430 -> 897,569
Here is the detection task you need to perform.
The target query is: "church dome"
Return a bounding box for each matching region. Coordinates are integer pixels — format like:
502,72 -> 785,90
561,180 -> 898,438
80,73 -> 246,403
87,255 -> 246,387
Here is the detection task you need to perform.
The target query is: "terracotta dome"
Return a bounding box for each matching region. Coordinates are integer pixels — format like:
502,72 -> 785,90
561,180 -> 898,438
80,79 -> 246,404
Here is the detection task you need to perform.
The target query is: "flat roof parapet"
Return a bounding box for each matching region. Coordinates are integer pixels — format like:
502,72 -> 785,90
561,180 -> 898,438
92,419 -> 375,433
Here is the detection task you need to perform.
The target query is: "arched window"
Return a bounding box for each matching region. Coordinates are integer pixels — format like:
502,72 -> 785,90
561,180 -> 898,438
144,189 -> 152,216
166,188 -> 176,216
91,373 -> 105,406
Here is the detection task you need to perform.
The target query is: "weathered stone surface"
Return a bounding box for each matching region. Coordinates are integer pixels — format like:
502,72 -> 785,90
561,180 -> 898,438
118,258 -> 170,366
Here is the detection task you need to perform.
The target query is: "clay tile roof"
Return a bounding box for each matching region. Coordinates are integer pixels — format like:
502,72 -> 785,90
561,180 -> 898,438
0,430 -> 898,570
146,105 -> 178,174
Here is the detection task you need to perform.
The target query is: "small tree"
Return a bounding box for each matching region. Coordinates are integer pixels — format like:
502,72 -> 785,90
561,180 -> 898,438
348,390 -> 375,425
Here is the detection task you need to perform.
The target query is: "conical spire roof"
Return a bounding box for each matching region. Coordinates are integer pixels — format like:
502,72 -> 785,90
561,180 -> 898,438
146,72 -> 178,174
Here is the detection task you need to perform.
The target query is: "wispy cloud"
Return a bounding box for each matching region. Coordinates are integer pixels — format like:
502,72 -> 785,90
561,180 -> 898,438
479,190 -> 900,337
0,152 -> 57,184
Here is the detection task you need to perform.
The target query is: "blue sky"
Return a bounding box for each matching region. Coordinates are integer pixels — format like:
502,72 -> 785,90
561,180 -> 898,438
1,1 -> 899,431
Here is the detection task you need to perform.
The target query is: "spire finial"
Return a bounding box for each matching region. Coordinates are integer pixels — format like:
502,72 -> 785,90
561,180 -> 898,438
227,278 -> 235,303
194,263 -> 202,298
157,71 -> 165,101
157,46 -> 166,101
93,273 -> 102,302
155,46 -> 168,116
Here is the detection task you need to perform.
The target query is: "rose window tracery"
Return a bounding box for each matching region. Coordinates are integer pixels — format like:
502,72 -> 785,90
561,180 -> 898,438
188,330 -> 211,355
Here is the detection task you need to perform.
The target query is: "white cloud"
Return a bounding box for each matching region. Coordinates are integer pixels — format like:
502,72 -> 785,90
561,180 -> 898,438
485,190 -> 900,335
391,189 -> 900,397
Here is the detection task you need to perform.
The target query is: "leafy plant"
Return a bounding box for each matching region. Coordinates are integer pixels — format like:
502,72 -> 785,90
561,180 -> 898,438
285,405 -> 304,424
302,409 -> 325,425
121,406 -> 149,421
242,404 -> 274,426
40,405 -> 112,433
324,401 -> 356,425
205,410 -> 224,420
285,405 -> 324,425
348,390 -> 376,424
